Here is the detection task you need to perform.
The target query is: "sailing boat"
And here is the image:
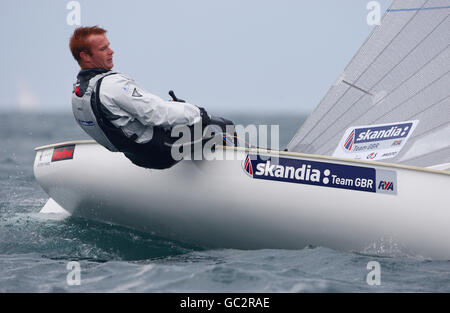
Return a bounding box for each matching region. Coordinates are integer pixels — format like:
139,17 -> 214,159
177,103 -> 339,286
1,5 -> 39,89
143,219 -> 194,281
34,0 -> 450,259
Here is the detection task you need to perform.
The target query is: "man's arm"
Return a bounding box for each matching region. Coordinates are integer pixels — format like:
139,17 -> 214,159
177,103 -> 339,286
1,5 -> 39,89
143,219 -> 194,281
99,74 -> 202,127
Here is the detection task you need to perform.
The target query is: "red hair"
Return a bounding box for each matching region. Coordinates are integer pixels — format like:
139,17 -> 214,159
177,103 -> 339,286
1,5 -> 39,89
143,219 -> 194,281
69,26 -> 107,63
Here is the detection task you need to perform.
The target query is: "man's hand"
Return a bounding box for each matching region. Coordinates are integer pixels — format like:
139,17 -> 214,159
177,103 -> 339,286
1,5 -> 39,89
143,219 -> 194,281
168,90 -> 210,127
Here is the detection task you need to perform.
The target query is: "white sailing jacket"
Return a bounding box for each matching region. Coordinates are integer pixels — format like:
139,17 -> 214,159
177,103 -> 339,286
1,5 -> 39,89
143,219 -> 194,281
72,69 -> 201,147
99,73 -> 201,143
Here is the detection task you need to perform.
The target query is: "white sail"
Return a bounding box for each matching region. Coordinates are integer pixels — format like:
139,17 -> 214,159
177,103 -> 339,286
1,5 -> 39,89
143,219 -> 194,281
287,0 -> 450,167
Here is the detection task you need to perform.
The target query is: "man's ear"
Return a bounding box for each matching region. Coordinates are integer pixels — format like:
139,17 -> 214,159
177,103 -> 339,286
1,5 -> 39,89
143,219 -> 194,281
79,50 -> 90,63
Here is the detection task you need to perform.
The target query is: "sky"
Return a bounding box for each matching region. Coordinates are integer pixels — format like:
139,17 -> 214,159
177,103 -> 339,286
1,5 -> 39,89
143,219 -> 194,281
0,0 -> 391,116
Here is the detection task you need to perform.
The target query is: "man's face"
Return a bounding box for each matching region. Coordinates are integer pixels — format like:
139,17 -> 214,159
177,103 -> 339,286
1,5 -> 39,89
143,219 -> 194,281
84,34 -> 114,70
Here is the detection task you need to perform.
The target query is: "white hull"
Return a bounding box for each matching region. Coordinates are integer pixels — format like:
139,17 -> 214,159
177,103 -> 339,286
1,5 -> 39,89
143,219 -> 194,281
34,141 -> 450,259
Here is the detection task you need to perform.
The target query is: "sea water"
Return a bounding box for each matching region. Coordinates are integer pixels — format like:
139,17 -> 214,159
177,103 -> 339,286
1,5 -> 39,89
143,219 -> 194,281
1,112 -> 449,293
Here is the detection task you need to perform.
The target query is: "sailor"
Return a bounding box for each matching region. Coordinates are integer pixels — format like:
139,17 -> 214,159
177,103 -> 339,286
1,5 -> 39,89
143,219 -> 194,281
69,26 -> 232,169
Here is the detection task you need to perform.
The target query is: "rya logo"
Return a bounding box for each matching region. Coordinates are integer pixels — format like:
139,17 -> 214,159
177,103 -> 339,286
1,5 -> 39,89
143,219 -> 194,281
378,181 -> 394,191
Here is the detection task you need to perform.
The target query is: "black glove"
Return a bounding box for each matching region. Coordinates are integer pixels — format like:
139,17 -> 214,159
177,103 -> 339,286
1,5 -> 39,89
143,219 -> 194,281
198,107 -> 211,128
168,90 -> 186,103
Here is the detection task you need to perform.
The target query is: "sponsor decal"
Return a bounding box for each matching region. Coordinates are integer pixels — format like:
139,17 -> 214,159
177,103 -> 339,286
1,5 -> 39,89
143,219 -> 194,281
132,88 -> 143,97
378,181 -> 394,191
243,154 -> 397,195
73,83 -> 82,97
344,130 -> 355,151
375,169 -> 397,195
366,152 -> 377,159
243,155 -> 254,177
333,120 -> 419,161
52,145 -> 75,162
36,149 -> 53,167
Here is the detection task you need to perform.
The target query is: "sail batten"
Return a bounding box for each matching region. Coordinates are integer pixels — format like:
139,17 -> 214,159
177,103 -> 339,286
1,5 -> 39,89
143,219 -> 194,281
288,0 -> 450,167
